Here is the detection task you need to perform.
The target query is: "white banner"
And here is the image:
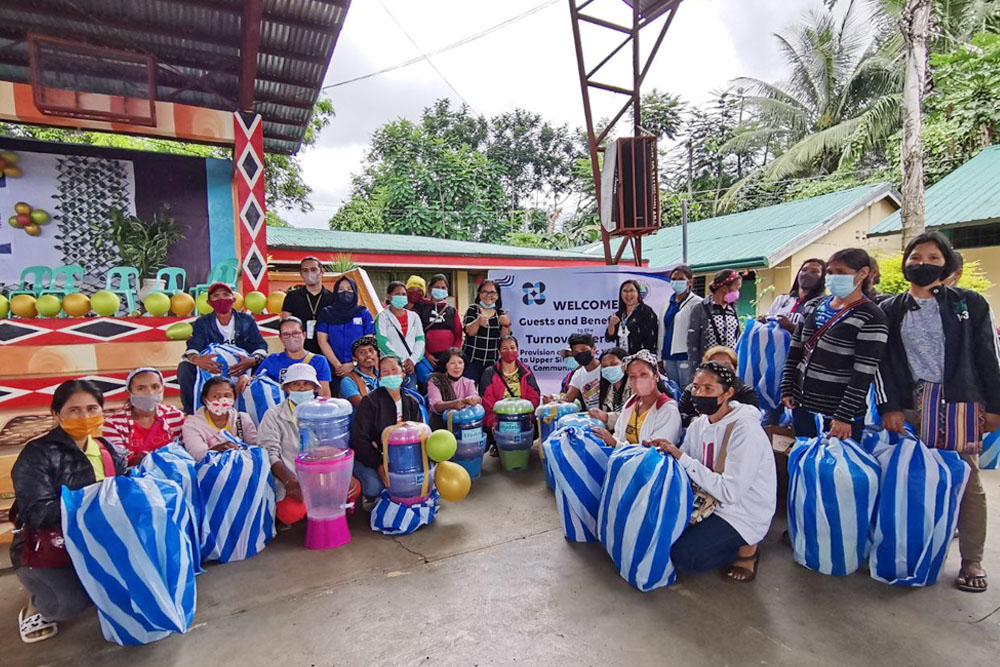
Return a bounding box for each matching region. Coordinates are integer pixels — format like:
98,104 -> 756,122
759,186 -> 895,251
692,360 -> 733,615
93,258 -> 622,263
489,265 -> 677,394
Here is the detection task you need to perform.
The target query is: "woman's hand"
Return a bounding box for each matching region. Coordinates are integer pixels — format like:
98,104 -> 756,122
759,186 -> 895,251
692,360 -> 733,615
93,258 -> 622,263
649,439 -> 681,459
284,479 -> 303,502
210,440 -> 239,453
425,354 -> 437,369
591,426 -> 616,447
882,411 -> 906,435
782,396 -> 796,410
464,396 -> 482,406
477,311 -> 491,326
335,362 -> 354,378
588,408 -> 609,424
235,374 -> 251,394
498,313 -> 511,328
229,357 -> 255,376
403,359 -> 415,375
985,413 -> 1000,434
777,315 -> 795,332
828,419 -> 853,441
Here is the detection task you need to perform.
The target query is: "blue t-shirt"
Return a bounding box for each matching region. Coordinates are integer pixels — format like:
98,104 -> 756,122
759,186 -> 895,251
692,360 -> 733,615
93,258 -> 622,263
813,297 -> 838,330
340,369 -> 378,399
256,352 -> 332,385
317,308 -> 375,365
660,296 -> 687,361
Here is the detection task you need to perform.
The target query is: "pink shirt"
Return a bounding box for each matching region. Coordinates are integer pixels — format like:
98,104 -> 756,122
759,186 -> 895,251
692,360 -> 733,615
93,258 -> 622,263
426,377 -> 479,414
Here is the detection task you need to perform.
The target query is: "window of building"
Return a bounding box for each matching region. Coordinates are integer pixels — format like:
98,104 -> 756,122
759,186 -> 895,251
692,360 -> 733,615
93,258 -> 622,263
946,223 -> 1000,249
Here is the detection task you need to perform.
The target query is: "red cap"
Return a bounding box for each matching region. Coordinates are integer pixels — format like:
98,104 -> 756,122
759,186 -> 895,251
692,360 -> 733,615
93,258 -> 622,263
207,282 -> 234,297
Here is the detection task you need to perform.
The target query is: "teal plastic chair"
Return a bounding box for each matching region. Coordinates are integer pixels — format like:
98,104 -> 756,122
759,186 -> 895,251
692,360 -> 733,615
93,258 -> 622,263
190,258 -> 239,297
41,264 -> 85,298
9,265 -> 53,298
105,266 -> 140,315
155,267 -> 187,295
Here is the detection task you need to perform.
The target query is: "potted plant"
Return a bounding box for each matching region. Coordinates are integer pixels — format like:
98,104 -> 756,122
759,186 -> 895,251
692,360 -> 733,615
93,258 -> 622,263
107,204 -> 183,300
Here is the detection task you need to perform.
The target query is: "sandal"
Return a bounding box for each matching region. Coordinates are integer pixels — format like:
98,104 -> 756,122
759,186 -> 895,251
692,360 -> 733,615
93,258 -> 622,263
956,570 -> 988,593
724,550 -> 761,583
19,608 -> 57,643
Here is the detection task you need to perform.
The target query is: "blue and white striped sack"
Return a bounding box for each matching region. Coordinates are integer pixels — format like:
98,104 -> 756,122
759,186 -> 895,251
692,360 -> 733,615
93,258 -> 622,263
981,431 -> 1000,470
864,384 -> 882,430
543,426 -> 615,542
238,375 -> 284,426
787,434 -> 881,576
61,476 -> 198,646
190,343 -> 247,412
735,317 -> 791,410
597,445 -> 694,591
135,443 -> 204,571
196,436 -> 276,563
370,490 -> 440,536
868,427 -> 970,586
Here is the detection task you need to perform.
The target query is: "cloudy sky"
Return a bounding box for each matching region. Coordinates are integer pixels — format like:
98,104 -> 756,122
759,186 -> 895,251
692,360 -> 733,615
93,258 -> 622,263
291,0 -> 832,228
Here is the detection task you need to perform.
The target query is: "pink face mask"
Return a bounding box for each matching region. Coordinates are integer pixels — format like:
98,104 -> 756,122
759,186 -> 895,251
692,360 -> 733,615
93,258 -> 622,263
211,298 -> 235,315
206,397 -> 234,416
630,375 -> 658,397
723,290 -> 740,304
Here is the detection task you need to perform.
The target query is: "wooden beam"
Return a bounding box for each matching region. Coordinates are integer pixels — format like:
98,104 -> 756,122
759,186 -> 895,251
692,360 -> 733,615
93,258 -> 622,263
239,0 -> 263,112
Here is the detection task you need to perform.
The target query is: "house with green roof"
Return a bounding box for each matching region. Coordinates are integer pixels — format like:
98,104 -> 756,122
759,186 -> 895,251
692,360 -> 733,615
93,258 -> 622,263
577,183 -> 900,316
868,145 -> 1000,308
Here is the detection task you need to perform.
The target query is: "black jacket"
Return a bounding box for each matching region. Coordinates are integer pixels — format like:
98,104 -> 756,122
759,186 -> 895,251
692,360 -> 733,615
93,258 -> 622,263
875,286 -> 1000,414
686,297 -> 741,364
10,427 -> 127,566
608,302 -> 660,355
349,387 -> 424,469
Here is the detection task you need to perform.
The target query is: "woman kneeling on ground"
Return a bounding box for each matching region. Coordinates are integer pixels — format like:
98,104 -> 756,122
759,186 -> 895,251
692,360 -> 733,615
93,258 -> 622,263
11,380 -> 127,643
655,362 -> 776,582
593,349 -> 682,448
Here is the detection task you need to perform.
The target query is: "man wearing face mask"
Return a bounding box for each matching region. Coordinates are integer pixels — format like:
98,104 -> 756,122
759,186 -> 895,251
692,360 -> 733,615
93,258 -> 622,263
103,367 -> 185,467
177,282 -> 268,414
546,332 -> 602,410
658,265 -> 701,387
280,257 -> 335,355
687,269 -> 743,367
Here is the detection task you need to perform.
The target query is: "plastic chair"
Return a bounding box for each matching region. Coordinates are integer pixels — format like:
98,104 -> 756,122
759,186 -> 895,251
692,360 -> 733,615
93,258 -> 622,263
41,264 -> 85,298
105,266 -> 140,315
155,267 -> 187,295
8,265 -> 53,298
189,258 -> 239,297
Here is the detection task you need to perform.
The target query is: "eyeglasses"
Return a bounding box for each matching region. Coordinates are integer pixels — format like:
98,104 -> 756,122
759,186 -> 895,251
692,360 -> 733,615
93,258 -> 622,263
480,291 -> 498,297
280,332 -> 304,339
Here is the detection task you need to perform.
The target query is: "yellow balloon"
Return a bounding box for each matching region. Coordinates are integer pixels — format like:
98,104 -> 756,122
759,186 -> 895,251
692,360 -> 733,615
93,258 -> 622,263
91,290 -> 121,317
196,292 -> 213,315
244,291 -> 267,314
434,461 -> 471,502
0,294 -> 8,318
233,291 -> 244,312
266,290 -> 286,315
10,294 -> 37,318
170,292 -> 195,317
62,293 -> 91,317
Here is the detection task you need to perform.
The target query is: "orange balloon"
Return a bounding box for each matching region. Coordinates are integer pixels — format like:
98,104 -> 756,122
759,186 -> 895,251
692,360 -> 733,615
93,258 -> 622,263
3,166 -> 22,178
10,294 -> 37,318
170,292 -> 195,317
62,293 -> 91,317
266,290 -> 286,314
23,223 -> 41,236
233,291 -> 245,311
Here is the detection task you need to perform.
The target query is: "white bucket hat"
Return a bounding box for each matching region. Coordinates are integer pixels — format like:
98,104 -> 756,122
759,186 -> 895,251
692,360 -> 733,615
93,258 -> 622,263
282,363 -> 320,389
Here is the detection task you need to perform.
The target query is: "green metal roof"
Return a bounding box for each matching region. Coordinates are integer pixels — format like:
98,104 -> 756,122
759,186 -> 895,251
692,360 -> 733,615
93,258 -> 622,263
575,183 -> 898,270
266,227 -> 598,261
869,145 -> 1000,236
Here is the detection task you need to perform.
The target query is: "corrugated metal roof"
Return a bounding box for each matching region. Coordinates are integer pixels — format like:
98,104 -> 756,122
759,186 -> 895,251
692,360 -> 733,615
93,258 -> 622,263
0,0 -> 349,154
575,183 -> 898,270
869,145 -> 1000,236
267,227 -> 600,261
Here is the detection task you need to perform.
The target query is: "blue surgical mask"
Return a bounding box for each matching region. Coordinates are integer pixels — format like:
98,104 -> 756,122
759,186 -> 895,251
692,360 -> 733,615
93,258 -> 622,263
826,274 -> 858,299
380,374 -> 404,390
431,288 -> 448,301
670,279 -> 689,295
287,390 -> 315,405
390,294 -> 408,309
601,365 -> 624,383
478,301 -> 495,309
564,356 -> 579,371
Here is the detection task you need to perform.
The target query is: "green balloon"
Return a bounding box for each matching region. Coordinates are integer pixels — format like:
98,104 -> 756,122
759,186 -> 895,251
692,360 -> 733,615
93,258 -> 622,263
35,294 -> 62,317
0,294 -> 9,318
494,398 -> 533,415
426,429 -> 458,463
91,290 -> 121,317
166,322 -> 193,341
29,209 -> 50,225
143,291 -> 171,317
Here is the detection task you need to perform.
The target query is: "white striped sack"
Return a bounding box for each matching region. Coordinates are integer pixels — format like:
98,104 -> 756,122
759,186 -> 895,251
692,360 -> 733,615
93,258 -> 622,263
61,476 -> 198,646
870,430 -> 970,586
597,445 -> 694,591
864,384 -> 882,430
196,444 -> 276,563
370,490 -> 440,536
239,375 -> 284,426
981,431 -> 1000,470
544,426 -> 614,542
735,317 -> 791,410
191,343 -> 249,412
135,443 -> 204,570
787,435 -> 881,576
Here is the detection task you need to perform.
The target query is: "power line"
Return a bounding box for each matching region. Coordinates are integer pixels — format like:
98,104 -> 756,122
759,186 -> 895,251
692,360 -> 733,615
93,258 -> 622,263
323,0 -> 560,91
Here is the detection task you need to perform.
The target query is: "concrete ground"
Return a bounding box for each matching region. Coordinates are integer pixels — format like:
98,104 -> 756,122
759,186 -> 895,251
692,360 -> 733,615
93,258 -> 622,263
1,452 -> 999,667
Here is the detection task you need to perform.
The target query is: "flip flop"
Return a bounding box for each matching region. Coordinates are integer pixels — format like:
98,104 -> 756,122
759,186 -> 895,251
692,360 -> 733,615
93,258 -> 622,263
724,550 -> 761,583
19,608 -> 57,644
956,570 -> 988,593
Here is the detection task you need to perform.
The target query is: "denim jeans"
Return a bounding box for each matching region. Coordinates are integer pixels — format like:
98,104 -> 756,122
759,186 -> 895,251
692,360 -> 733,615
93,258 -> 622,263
662,358 -> 693,389
670,514 -> 748,574
353,461 -> 385,499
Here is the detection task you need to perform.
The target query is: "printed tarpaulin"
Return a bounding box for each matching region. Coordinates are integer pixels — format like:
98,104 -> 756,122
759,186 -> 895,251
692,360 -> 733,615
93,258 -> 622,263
735,317 -> 791,410
868,428 -> 970,586
370,490 -> 440,536
135,443 -> 204,572
196,442 -> 276,563
597,445 -> 693,591
981,431 -> 999,470
239,375 -> 284,426
543,426 -> 614,542
787,434 -> 880,576
60,476 -> 197,646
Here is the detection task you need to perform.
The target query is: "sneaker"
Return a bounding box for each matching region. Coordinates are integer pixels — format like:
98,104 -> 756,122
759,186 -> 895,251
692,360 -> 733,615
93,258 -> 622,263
276,520 -> 292,533
361,496 -> 378,512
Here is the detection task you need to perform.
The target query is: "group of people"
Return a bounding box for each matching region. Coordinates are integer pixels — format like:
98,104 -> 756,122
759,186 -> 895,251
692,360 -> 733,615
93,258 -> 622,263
10,233 -> 999,643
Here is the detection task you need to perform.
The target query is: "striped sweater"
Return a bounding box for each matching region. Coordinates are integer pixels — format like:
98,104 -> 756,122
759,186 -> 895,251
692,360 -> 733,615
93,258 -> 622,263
780,298 -> 888,424
102,403 -> 185,464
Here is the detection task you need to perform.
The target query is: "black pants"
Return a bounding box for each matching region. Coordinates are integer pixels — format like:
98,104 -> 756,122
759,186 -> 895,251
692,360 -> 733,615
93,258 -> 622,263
177,360 -> 196,415
792,408 -> 864,442
671,514 -> 748,574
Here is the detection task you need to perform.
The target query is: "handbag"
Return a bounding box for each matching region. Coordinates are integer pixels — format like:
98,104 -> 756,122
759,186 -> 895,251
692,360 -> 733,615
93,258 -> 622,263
689,422 -> 736,524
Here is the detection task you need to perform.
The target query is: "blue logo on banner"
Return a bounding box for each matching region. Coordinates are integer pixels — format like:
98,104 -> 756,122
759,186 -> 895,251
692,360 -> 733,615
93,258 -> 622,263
522,281 -> 546,305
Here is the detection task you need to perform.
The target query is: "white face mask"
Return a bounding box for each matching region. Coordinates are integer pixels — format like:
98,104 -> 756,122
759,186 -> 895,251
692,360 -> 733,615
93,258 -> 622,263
129,392 -> 163,412
206,397 -> 235,416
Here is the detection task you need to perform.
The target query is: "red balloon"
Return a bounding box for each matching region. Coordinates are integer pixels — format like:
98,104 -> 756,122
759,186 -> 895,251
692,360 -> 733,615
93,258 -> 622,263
15,214 -> 30,226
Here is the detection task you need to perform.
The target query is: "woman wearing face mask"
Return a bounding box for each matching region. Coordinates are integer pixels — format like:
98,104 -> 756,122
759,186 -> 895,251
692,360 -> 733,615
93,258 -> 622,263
607,279 -> 659,356
182,376 -> 258,463
404,275 -> 426,311
655,362 -> 776,583
374,282 -> 426,387
350,355 -> 424,508
687,269 -> 743,367
317,275 -> 375,382
766,258 -> 827,331
678,346 -> 759,427
780,248 -> 888,443
876,231 -> 1000,593
11,380 -> 126,643
426,348 -> 482,430
588,347 -> 631,430
592,350 -> 681,448
103,367 -> 185,466
257,363 -> 323,525
658,265 -> 701,387
416,274 -> 463,371
481,335 -> 542,433
462,279 -> 511,384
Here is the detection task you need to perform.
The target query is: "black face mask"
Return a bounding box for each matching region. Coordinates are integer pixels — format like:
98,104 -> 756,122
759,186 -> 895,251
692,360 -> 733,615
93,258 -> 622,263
904,263 -> 944,287
797,273 -> 821,290
336,291 -> 355,304
573,350 -> 594,366
693,395 -> 723,416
